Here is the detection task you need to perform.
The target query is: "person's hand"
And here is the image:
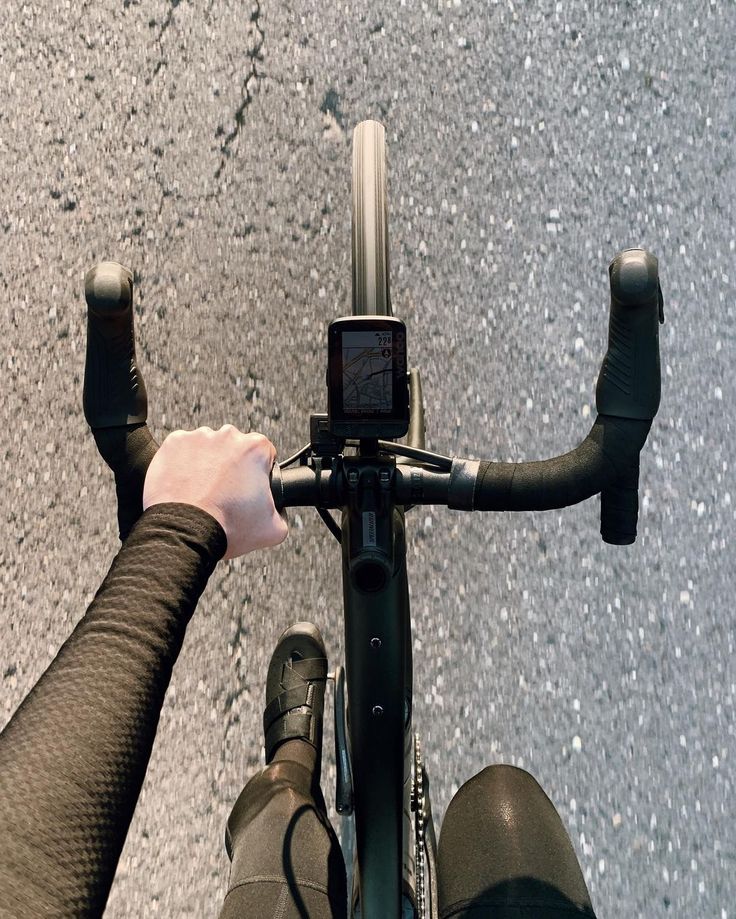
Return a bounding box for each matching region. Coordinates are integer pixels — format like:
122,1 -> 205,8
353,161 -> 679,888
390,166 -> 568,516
142,425 -> 288,560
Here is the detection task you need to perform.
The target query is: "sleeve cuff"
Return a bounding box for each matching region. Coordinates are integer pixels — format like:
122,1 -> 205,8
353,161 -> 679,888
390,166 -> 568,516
133,502 -> 228,562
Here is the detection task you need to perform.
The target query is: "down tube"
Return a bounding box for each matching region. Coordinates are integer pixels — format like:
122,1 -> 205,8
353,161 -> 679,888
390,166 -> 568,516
342,506 -> 415,918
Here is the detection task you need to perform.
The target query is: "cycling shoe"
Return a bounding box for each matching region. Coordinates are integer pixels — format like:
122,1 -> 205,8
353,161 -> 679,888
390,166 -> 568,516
263,622 -> 328,766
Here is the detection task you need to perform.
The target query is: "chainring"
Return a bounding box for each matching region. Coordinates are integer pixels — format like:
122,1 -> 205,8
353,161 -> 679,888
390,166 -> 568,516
411,731 -> 427,918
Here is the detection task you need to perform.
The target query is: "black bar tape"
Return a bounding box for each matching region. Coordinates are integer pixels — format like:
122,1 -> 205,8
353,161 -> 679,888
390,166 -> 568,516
600,457 -> 640,545
276,465 -> 328,508
473,416 -> 651,512
92,424 -> 159,543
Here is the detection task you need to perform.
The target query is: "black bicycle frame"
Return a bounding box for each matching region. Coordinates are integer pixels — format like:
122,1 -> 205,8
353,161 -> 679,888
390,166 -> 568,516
340,465 -> 415,916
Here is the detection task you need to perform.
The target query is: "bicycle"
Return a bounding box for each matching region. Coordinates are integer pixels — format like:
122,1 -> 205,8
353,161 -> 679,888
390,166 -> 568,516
82,119 -> 664,919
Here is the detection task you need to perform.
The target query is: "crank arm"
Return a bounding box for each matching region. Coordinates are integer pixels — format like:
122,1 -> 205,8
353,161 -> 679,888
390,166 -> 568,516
329,665 -> 354,815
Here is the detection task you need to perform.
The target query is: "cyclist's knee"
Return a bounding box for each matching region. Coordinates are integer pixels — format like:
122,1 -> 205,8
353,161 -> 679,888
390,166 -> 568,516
476,762 -> 537,783
445,762 -> 554,827
440,763 -> 595,914
457,762 -> 541,798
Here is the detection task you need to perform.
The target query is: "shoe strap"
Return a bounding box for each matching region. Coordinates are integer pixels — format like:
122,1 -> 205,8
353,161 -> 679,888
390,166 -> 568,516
263,685 -> 312,730
264,712 -> 315,761
263,655 -> 328,762
279,656 -> 328,689
263,657 -> 328,732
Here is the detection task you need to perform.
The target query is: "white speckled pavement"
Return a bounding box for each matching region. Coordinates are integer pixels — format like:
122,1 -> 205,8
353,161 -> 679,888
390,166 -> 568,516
1,1 -> 733,916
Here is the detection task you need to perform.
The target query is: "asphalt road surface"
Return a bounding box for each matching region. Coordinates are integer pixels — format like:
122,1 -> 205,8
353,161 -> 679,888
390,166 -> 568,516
1,1 -> 734,916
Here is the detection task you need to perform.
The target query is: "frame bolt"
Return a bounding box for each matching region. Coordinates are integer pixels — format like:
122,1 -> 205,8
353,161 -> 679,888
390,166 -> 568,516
370,637 -> 382,649
372,705 -> 384,717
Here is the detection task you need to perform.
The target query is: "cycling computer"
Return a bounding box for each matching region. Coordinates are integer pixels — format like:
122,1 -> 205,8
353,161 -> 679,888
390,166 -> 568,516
327,316 -> 409,439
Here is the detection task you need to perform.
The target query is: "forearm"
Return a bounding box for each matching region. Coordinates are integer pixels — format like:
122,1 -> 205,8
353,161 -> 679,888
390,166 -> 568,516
0,503 -> 226,919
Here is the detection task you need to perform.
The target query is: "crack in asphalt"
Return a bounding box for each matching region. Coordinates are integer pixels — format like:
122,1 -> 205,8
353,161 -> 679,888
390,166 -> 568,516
145,0 -> 183,85
156,0 -> 182,42
214,1 -> 266,180
151,141 -> 180,219
138,2 -> 268,199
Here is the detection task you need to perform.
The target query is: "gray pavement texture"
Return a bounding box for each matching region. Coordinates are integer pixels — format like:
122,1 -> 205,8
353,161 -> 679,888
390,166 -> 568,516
1,0 -> 734,916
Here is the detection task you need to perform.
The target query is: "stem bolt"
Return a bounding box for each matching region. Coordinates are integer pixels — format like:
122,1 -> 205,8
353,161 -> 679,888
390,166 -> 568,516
372,705 -> 384,717
370,637 -> 382,649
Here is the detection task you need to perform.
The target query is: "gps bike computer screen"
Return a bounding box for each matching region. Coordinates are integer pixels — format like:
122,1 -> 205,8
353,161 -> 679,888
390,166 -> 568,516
327,316 -> 409,439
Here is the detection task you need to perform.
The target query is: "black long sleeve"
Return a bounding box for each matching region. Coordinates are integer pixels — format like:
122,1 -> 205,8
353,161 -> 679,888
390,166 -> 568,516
0,503 -> 227,919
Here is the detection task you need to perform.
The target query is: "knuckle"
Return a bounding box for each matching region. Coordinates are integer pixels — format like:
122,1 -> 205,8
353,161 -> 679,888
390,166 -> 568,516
248,432 -> 271,450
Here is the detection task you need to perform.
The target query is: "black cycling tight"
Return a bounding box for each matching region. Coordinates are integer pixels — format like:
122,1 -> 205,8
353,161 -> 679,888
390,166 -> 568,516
219,761 -> 598,919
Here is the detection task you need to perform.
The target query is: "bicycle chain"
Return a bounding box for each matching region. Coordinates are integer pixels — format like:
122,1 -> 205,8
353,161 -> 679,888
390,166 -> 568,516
412,731 -> 427,919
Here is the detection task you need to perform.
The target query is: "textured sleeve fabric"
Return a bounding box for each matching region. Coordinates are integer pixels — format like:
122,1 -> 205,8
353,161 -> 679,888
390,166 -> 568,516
0,502 -> 227,919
